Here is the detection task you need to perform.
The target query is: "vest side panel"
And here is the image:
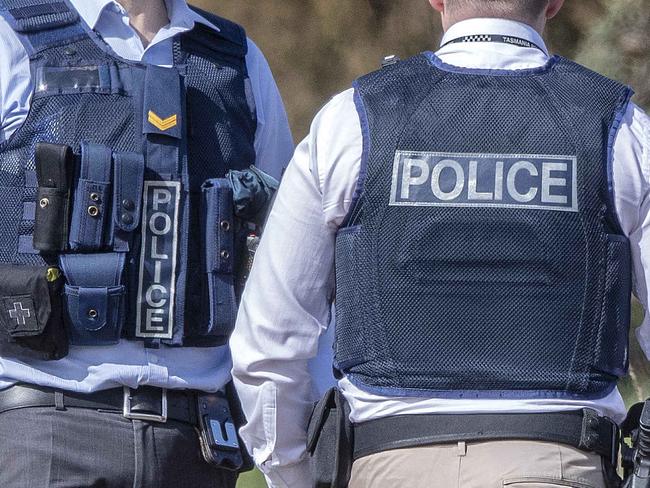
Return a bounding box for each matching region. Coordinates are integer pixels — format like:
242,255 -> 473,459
178,21 -> 257,344
334,55 -> 446,385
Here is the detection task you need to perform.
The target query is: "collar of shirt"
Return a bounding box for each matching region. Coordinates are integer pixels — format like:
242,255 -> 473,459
68,0 -> 220,63
436,18 -> 550,70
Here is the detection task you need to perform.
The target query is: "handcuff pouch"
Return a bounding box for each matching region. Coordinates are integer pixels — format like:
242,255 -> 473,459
59,253 -> 126,345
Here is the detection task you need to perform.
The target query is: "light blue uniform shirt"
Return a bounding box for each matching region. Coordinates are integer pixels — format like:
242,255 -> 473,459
0,0 -> 294,394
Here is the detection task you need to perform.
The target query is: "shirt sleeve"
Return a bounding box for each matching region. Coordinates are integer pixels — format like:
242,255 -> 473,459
230,89 -> 362,488
245,38 -> 294,180
613,103 -> 650,357
0,14 -> 32,143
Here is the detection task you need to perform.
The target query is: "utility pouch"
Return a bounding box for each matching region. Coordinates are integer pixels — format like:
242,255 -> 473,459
227,166 -> 279,297
111,151 -> 144,252
196,384 -> 253,472
0,264 -> 68,360
33,143 -> 74,252
69,142 -> 112,251
227,165 -> 279,226
59,253 -> 126,346
306,388 -> 354,488
200,179 -> 237,343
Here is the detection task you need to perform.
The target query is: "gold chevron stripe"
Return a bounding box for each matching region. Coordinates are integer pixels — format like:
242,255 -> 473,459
148,110 -> 178,131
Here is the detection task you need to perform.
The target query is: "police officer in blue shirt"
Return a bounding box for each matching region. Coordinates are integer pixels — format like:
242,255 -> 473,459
231,1 -> 650,487
0,0 -> 293,487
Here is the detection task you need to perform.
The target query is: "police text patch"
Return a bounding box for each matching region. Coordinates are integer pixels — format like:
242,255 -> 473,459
389,151 -> 578,212
136,181 -> 181,339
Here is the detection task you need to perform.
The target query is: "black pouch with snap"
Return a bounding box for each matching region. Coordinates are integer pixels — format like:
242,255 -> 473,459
307,388 -> 354,488
0,264 -> 68,360
33,143 -> 74,253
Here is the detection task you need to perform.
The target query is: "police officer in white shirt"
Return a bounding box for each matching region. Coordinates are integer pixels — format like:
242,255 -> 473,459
231,1 -> 650,487
0,0 -> 293,487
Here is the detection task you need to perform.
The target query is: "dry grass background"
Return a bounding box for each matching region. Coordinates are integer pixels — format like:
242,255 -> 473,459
196,0 -> 649,138
188,1 -> 649,486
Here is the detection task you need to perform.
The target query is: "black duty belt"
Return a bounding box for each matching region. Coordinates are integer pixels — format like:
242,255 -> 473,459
0,383 -> 198,424
353,410 -> 619,465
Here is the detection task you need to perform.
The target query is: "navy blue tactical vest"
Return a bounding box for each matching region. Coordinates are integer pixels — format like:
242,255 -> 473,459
0,0 -> 256,350
335,53 -> 634,399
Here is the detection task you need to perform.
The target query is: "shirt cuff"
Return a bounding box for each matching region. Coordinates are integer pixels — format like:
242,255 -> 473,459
261,459 -> 311,488
636,326 -> 650,361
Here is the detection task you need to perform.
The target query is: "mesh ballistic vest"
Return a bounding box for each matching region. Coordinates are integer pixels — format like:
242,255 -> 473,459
335,53 -> 634,399
0,1 -> 256,348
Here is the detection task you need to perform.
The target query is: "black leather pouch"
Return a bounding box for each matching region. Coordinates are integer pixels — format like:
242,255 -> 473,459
33,143 -> 74,252
0,264 -> 68,360
307,388 -> 354,488
225,382 -> 255,473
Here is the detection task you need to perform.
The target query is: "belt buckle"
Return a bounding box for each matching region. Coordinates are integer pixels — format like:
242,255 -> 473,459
123,386 -> 168,423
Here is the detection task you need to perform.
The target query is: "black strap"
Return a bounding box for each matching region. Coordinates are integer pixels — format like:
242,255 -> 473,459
0,383 -> 198,424
441,34 -> 545,53
353,410 -> 618,465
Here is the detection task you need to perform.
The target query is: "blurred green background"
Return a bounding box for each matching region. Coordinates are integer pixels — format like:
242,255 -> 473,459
190,1 -> 650,486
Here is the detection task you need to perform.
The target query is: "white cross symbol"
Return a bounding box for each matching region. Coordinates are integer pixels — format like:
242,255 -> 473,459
8,302 -> 31,326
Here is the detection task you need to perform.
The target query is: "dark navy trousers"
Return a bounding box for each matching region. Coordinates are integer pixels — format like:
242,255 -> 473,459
0,406 -> 237,487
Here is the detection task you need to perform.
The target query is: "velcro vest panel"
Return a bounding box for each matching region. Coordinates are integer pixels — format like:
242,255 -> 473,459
334,53 -> 633,399
0,0 -> 256,348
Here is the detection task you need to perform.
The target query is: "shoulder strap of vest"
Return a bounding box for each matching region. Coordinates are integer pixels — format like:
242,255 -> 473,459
552,56 -> 634,235
553,55 -> 632,93
355,53 -> 437,95
0,0 -> 86,56
186,5 -> 248,62
380,54 -> 400,69
345,54 -> 440,228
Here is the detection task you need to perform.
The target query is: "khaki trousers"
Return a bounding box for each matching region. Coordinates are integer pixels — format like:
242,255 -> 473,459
349,441 -> 609,488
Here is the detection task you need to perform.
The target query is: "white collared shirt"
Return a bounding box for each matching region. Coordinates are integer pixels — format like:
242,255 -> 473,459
0,0 -> 293,395
230,18 -> 650,488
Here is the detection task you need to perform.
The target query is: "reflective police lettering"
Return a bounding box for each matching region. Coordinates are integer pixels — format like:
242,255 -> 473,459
390,151 -> 577,211
136,181 -> 181,339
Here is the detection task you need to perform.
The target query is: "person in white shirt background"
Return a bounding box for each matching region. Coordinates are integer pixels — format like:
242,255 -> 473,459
230,0 -> 650,487
0,0 -> 293,487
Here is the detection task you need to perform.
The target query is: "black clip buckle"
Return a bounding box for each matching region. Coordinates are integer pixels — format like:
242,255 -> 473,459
210,416 -> 240,451
197,391 -> 244,470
